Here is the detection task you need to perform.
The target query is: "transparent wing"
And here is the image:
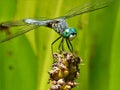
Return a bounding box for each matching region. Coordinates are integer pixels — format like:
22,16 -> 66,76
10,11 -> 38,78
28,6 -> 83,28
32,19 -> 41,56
60,0 -> 112,19
0,20 -> 26,28
0,17 -> 55,43
0,24 -> 40,43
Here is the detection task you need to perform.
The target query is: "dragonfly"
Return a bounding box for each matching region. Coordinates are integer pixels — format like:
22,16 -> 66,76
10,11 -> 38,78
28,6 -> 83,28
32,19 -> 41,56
0,0 -> 112,52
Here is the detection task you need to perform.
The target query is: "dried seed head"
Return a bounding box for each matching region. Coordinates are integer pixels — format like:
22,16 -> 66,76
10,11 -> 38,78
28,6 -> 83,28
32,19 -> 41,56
64,85 -> 71,90
50,84 -> 61,90
57,79 -> 65,85
49,52 -> 82,90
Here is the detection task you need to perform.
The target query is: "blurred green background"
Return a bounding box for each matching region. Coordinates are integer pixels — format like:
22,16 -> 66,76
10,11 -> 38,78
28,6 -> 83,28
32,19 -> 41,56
0,0 -> 119,90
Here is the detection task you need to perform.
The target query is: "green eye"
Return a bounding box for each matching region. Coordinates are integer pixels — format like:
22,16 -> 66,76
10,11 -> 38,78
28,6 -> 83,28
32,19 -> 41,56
63,29 -> 70,38
63,27 -> 77,38
65,31 -> 68,35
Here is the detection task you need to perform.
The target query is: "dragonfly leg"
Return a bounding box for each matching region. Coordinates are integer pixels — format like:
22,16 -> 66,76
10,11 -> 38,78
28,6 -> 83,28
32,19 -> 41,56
51,36 -> 62,54
58,38 -> 64,51
66,39 -> 73,52
61,38 -> 65,51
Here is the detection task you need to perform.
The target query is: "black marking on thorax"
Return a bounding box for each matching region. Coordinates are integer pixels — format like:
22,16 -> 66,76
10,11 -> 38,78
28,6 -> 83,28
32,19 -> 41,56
46,20 -> 62,34
46,20 -> 59,28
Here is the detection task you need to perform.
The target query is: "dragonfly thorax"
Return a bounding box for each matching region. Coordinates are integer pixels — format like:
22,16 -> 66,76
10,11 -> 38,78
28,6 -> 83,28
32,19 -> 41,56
63,27 -> 77,40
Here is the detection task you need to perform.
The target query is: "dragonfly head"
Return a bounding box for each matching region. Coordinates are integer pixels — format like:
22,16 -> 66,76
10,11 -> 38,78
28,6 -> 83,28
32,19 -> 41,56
63,27 -> 77,40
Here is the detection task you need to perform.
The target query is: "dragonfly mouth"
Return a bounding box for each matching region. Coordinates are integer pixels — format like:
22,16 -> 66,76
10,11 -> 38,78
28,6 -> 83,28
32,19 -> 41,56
69,33 -> 76,41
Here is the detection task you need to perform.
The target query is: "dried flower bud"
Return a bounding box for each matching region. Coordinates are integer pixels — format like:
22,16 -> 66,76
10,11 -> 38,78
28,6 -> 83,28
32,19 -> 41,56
49,52 -> 82,90
57,79 -> 65,85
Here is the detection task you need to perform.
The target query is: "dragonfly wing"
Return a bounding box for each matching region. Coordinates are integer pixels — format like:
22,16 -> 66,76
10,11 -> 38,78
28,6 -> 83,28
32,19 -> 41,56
0,17 -> 55,43
0,24 -> 39,43
59,0 -> 112,19
0,20 -> 27,28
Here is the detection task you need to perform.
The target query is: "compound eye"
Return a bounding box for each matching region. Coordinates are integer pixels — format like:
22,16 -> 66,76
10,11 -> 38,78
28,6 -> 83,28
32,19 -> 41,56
65,31 -> 69,35
63,29 -> 70,38
72,33 -> 75,35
